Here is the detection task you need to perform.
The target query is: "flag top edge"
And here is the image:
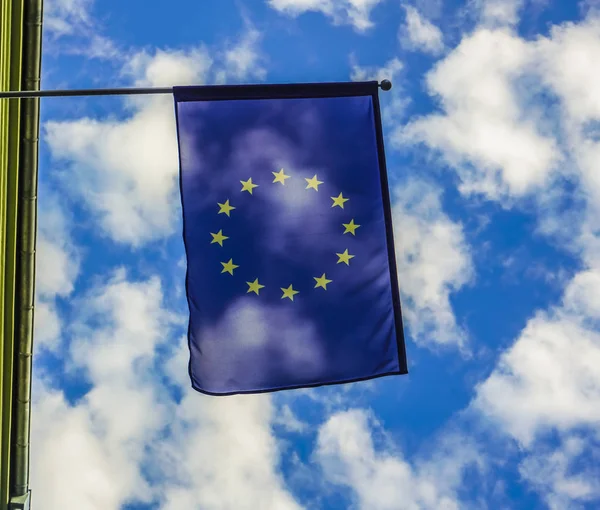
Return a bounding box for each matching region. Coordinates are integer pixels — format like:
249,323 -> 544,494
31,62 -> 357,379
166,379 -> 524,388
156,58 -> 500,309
173,80 -> 379,102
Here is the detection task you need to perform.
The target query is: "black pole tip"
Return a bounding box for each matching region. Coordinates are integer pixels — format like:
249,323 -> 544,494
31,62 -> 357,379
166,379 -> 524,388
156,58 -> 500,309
380,79 -> 392,91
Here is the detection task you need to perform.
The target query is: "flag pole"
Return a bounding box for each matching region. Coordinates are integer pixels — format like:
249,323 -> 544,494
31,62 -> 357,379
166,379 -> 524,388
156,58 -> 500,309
0,80 -> 392,99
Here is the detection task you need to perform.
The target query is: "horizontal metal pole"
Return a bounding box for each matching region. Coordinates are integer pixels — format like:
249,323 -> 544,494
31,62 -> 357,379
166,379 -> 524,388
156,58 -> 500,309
0,80 -> 392,99
0,86 -> 173,98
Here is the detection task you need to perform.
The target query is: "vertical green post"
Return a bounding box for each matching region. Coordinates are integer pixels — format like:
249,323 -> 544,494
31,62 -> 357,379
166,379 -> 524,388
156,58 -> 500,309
0,1 -> 24,510
12,0 -> 43,501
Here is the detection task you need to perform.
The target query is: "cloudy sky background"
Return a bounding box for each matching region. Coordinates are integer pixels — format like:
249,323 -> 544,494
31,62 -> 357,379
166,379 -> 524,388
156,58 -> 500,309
32,0 -> 600,508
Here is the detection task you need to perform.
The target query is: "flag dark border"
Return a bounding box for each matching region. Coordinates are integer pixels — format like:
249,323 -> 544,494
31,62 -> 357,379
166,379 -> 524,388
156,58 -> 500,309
173,80 -> 380,102
371,87 -> 408,376
174,81 -> 408,396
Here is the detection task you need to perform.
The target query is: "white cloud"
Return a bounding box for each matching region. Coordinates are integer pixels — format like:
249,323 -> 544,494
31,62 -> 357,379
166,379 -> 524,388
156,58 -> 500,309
162,336 -> 304,509
36,239 -> 77,299
392,179 -> 473,349
533,16 -> 600,222
32,270 -> 181,510
45,0 -> 93,36
563,268 -> 600,319
32,270 -> 303,510
581,0 -> 600,15
400,6 -> 444,55
457,25 -> 600,486
268,0 -> 385,32
31,382 -> 138,510
351,57 -> 407,123
124,48 -> 213,89
475,309 -> 600,446
214,26 -> 267,83
69,269 -> 183,380
472,259 -> 600,507
519,436 -> 600,510
315,409 -> 481,509
476,0 -> 525,26
398,28 -> 561,201
45,103 -> 181,246
45,48 -> 211,247
274,404 -> 308,433
156,386 -> 303,510
397,14 -> 600,233
36,197 -> 79,298
45,29 -> 265,247
351,56 -> 403,84
535,17 -> 600,124
34,301 -> 62,350
474,266 -> 600,446
34,197 -> 80,351
44,0 -> 118,59
413,0 -> 444,19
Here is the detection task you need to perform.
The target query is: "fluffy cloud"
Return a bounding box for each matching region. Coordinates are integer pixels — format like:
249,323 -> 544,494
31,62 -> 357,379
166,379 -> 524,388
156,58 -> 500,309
392,179 -> 473,349
399,6 -> 444,55
44,48 -> 210,247
474,267 -> 600,446
45,28 -> 265,247
45,0 -> 93,37
461,18 -> 600,465
214,26 -> 267,83
393,13 -> 600,507
519,436 -> 600,510
472,263 -> 600,507
351,56 -> 403,84
351,57 -> 407,123
268,0 -> 385,32
533,16 -> 600,220
34,197 -> 80,351
44,0 -> 118,58
31,382 -> 138,510
398,28 -> 561,201
34,301 -> 62,350
31,270 -> 180,510
476,0 -> 525,26
398,15 -> 600,221
315,409 -> 481,509
158,347 -> 303,510
32,268 -> 303,510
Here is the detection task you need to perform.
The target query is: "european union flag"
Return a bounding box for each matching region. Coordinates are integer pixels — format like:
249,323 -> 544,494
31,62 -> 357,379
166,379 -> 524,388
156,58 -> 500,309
174,81 -> 407,396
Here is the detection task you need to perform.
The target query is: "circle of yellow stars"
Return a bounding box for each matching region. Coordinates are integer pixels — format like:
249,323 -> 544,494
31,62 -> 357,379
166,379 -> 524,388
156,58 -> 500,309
210,168 -> 361,301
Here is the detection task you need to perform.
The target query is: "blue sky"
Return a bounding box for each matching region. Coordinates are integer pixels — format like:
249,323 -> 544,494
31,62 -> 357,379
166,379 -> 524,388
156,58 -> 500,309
31,0 -> 600,509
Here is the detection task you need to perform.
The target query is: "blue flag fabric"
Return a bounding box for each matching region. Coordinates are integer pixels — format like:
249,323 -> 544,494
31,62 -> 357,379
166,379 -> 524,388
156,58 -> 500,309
174,82 -> 407,396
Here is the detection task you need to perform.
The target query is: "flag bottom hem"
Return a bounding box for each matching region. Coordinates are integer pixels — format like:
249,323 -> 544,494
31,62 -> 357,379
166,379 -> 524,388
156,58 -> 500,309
189,368 -> 408,397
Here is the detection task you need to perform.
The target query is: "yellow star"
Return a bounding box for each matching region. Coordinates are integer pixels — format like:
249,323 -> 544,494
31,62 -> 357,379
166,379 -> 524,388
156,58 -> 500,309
217,199 -> 235,217
240,178 -> 259,194
314,273 -> 332,290
342,219 -> 361,235
272,168 -> 291,185
336,249 -> 355,266
305,174 -> 324,191
221,259 -> 239,275
281,284 -> 299,301
246,278 -> 265,295
210,229 -> 229,247
331,192 -> 349,209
